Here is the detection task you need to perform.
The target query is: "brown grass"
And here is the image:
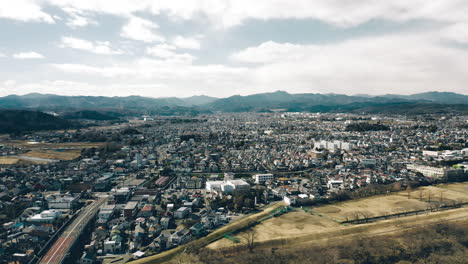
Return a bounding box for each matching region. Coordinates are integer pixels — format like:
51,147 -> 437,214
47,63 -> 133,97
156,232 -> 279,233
313,182 -> 468,222
208,211 -> 340,249
208,206 -> 468,253
208,183 -> 468,252
22,150 -> 82,160
0,157 -> 20,165
1,140 -> 105,150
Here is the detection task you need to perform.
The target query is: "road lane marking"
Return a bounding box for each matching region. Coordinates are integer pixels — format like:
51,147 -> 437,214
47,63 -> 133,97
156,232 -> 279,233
41,198 -> 107,264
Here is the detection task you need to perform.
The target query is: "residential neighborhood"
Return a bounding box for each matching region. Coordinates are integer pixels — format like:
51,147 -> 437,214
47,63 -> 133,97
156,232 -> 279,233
0,112 -> 467,263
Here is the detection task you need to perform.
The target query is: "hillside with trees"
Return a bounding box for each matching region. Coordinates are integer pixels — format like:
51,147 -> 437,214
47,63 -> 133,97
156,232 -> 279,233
0,110 -> 75,134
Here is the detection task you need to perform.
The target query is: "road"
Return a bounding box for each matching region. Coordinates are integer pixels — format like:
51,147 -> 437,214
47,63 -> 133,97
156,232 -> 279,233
39,197 -> 108,264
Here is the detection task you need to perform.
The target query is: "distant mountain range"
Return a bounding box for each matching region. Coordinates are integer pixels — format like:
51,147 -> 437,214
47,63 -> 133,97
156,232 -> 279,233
0,91 -> 466,116
0,93 -> 218,109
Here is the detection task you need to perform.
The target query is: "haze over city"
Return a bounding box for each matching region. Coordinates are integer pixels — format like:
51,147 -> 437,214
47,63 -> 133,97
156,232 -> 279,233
1,1 -> 468,97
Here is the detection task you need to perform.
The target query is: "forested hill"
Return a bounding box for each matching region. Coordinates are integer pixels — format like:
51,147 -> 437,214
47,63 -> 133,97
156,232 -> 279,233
0,110 -> 74,134
0,91 -> 467,115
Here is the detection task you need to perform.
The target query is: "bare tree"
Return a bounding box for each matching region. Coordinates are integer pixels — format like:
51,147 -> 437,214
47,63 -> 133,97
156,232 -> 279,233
343,212 -> 355,222
418,189 -> 424,201
242,229 -> 257,253
407,186 -> 413,199
439,190 -> 446,203
171,253 -> 203,264
351,211 -> 362,221
360,211 -> 374,223
392,182 -> 402,192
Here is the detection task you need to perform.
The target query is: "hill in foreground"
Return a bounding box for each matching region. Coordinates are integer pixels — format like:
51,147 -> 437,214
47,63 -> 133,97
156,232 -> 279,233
0,110 -> 74,134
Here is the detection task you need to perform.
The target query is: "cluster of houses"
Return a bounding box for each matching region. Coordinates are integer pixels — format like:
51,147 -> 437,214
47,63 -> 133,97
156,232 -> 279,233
0,112 -> 466,263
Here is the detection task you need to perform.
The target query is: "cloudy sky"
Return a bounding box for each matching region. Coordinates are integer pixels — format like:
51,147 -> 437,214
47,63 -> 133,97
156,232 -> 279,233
0,1 -> 467,97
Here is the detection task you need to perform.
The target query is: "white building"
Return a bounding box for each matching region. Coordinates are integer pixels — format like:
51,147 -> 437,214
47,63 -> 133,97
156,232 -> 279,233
327,179 -> 344,189
28,210 -> 62,224
98,204 -> 115,222
205,181 -> 223,192
360,159 -> 377,166
174,207 -> 190,219
407,164 -> 464,179
315,140 -> 353,151
47,194 -> 79,209
104,236 -> 122,254
206,180 -> 250,194
253,173 -> 274,184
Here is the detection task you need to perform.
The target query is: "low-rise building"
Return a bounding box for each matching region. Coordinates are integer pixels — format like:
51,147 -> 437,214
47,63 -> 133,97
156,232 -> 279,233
253,173 -> 274,184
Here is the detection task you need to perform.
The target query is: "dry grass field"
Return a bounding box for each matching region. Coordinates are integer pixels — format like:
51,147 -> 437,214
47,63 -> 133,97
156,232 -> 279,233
435,182 -> 468,196
22,150 -> 82,161
313,183 -> 468,222
0,141 -> 105,164
314,195 -> 428,222
0,157 -> 20,165
208,207 -> 468,252
208,182 -> 468,251
208,210 -> 341,248
1,140 -> 105,150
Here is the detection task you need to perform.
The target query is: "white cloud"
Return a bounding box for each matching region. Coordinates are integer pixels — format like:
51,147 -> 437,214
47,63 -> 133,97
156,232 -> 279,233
146,44 -> 196,63
46,0 -> 148,17
0,52 -> 6,58
0,79 -> 175,97
13,52 -> 45,59
120,16 -> 164,43
30,0 -> 466,28
440,23 -> 468,44
51,57 -> 249,97
47,31 -> 468,96
230,33 -> 468,95
146,44 -> 176,57
152,0 -> 468,28
172,35 -> 202,49
0,80 -> 103,96
62,7 -> 97,28
231,41 -> 304,63
2,1 -> 468,29
0,0 -> 54,23
61,36 -> 123,55
3,80 -> 16,87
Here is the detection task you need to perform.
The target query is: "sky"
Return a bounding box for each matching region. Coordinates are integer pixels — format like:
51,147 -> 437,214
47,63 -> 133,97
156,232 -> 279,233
0,1 -> 467,98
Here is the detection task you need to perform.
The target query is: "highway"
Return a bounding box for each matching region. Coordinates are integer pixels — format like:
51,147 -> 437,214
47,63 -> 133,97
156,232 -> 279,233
39,197 -> 108,264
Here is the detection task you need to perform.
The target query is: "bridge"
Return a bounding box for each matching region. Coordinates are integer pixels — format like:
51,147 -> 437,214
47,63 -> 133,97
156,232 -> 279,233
38,197 -> 108,264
